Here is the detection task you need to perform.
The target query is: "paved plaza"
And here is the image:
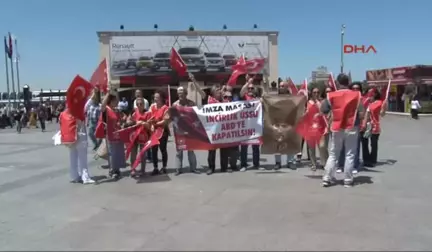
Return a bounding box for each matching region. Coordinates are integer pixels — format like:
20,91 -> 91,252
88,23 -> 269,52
0,116 -> 431,251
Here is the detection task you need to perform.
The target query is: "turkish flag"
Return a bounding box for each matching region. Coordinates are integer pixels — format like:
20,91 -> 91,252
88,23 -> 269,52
131,128 -> 162,170
114,125 -> 146,160
115,124 -> 142,143
66,75 -> 93,121
245,58 -> 266,73
328,73 -> 338,91
90,59 -> 108,92
298,78 -> 308,98
227,55 -> 247,85
286,78 -> 298,95
295,104 -> 327,147
227,56 -> 266,86
170,48 -> 187,77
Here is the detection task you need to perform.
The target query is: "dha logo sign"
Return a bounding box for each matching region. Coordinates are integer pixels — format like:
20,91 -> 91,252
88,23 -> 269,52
112,43 -> 135,50
343,44 -> 377,54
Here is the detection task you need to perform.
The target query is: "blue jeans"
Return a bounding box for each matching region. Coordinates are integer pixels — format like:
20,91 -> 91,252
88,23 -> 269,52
338,132 -> 361,170
88,125 -> 101,149
274,154 -> 295,164
107,141 -> 126,172
323,128 -> 359,183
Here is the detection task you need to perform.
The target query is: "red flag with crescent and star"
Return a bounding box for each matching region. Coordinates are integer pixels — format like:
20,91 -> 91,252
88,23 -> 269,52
66,75 -> 93,121
131,127 -> 163,170
90,58 -> 108,92
170,48 -> 187,77
227,55 -> 266,86
295,104 -> 327,147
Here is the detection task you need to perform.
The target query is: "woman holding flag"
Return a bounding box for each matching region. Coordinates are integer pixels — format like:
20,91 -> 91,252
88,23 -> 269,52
59,107 -> 95,184
361,88 -> 386,167
149,89 -> 170,175
98,91 -> 124,179
307,87 -> 329,171
127,97 -> 153,177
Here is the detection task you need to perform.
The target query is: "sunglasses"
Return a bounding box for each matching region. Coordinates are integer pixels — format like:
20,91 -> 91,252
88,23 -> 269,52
312,91 -> 320,94
137,103 -> 144,106
352,87 -> 360,90
248,87 -> 255,90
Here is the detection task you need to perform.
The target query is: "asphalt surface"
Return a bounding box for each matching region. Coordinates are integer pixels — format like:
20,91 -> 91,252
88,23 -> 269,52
0,116 -> 431,251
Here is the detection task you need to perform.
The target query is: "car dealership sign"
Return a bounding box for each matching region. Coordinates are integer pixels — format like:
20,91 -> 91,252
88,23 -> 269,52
108,35 -> 269,83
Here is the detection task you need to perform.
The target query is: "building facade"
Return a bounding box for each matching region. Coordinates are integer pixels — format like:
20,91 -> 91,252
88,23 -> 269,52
97,30 -> 279,105
366,65 -> 432,113
310,66 -> 330,83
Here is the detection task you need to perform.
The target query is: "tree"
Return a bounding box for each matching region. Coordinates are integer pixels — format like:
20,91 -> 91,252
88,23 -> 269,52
308,80 -> 326,92
1,92 -> 8,100
18,92 -> 24,99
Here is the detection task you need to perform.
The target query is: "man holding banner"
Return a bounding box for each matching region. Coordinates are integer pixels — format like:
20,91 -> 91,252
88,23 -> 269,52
172,86 -> 199,176
320,73 -> 364,188
239,76 -> 262,171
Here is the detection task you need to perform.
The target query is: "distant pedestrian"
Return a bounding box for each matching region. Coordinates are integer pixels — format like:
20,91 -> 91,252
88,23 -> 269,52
410,95 -> 421,120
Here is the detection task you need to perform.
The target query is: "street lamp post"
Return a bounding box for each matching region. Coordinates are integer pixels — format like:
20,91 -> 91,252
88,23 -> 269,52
340,24 -> 346,74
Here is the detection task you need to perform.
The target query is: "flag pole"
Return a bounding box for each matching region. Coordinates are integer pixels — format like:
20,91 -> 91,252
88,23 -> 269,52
9,50 -> 16,108
15,38 -> 21,101
3,36 -> 11,110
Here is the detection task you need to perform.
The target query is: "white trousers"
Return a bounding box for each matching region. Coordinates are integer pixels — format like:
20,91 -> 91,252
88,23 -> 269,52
323,128 -> 359,183
69,136 -> 91,181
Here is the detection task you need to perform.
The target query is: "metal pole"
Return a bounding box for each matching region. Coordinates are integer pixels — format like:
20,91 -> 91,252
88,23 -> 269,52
3,36 -> 11,110
340,24 -> 345,74
9,51 -> 16,108
15,39 -> 21,101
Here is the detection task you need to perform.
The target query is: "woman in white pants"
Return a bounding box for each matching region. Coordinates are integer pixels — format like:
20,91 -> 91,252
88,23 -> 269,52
59,109 -> 95,184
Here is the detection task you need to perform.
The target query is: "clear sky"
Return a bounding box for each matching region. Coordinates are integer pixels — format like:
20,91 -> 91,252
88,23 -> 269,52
0,0 -> 431,91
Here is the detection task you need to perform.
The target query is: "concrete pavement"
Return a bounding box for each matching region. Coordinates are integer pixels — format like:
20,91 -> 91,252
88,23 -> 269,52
0,116 -> 431,251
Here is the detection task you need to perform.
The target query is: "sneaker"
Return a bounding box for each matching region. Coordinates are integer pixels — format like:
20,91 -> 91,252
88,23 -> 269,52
322,177 -> 337,187
336,169 -> 342,173
289,162 -> 297,170
151,169 -> 159,176
227,168 -> 233,173
352,170 -> 358,174
111,172 -> 120,179
175,169 -> 181,176
191,169 -> 201,174
130,170 -> 137,177
206,169 -> 214,175
83,179 -> 95,184
344,180 -> 353,188
70,179 -> 82,184
274,163 -> 281,170
240,167 -> 247,172
161,167 -> 168,174
257,167 -> 265,171
322,180 -> 331,187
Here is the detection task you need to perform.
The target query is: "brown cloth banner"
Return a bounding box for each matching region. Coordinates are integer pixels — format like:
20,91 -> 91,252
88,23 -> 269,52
261,94 -> 307,155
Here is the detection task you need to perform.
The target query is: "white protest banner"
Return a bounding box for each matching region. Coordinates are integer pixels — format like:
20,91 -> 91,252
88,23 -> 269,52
193,100 -> 262,144
169,100 -> 262,150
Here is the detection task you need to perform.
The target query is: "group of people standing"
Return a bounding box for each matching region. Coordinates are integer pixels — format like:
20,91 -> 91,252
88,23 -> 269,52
58,73 -> 387,189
